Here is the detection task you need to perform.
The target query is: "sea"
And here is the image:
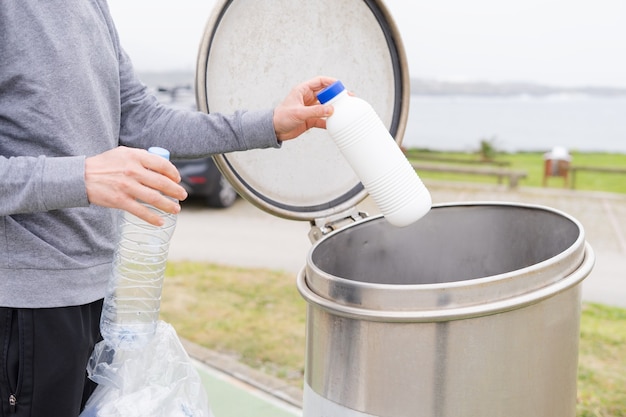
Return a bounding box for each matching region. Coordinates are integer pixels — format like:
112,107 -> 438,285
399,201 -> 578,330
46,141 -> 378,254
142,73 -> 626,155
403,95 -> 626,154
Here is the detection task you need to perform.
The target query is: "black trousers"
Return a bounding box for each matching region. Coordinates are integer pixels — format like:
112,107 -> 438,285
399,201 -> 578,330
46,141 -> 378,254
0,299 -> 103,417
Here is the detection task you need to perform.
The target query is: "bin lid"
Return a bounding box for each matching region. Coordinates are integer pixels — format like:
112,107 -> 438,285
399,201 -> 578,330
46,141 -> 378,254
195,0 -> 410,221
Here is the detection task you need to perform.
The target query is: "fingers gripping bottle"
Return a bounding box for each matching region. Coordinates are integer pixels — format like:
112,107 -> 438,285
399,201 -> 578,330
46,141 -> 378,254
100,146 -> 178,350
317,80 -> 432,227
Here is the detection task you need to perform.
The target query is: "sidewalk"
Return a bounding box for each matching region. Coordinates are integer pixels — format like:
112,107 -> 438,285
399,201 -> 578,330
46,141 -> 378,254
195,361 -> 299,417
182,340 -> 302,417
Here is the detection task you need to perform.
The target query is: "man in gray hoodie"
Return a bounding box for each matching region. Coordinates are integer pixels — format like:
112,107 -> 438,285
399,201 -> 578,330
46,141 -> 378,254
0,1 -> 335,415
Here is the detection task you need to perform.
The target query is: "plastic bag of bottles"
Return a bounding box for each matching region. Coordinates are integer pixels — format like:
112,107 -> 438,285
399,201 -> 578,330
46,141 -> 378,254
80,321 -> 212,417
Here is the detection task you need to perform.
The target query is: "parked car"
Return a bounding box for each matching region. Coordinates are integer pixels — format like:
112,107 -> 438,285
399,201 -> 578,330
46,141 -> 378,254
172,157 -> 238,208
149,83 -> 237,208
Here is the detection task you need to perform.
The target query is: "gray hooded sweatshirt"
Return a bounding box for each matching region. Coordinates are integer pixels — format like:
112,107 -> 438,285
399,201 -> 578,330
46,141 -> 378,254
0,0 -> 280,308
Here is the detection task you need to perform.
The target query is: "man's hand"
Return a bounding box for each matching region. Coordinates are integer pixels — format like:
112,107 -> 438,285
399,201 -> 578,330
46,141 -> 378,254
273,76 -> 336,141
85,146 -> 188,225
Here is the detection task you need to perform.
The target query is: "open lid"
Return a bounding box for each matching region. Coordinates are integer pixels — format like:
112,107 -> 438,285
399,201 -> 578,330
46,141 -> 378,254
195,0 -> 410,222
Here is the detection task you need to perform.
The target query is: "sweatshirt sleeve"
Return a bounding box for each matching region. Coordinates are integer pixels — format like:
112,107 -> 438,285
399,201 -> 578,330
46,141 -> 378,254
0,155 -> 88,216
116,47 -> 280,158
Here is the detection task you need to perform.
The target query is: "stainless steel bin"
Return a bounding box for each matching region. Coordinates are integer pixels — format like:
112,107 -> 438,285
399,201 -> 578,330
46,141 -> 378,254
297,202 -> 594,417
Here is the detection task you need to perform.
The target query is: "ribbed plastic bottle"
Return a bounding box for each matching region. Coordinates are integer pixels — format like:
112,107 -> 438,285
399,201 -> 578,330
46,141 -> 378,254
100,146 -> 178,350
317,80 -> 432,227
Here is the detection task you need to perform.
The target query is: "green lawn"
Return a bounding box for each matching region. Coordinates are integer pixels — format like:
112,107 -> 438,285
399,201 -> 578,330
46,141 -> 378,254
578,303 -> 626,416
404,149 -> 626,194
161,262 -> 626,417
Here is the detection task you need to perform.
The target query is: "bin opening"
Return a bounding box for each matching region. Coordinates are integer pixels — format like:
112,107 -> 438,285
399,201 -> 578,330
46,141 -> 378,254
310,205 -> 580,285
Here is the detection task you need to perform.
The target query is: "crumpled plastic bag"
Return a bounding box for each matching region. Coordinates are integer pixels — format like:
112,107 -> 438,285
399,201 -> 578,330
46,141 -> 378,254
80,321 -> 212,417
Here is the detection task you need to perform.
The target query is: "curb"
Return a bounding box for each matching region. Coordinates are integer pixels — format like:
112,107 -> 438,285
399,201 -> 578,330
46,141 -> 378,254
181,338 -> 304,409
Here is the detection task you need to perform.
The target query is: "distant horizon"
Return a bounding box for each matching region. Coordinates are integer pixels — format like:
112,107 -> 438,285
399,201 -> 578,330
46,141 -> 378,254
137,70 -> 626,95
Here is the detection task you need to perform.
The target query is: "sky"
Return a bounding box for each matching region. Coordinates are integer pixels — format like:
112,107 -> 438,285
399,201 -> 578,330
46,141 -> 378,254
107,0 -> 626,88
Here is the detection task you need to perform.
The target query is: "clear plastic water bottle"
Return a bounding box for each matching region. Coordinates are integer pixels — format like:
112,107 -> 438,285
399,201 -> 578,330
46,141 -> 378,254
100,146 -> 178,350
317,80 -> 432,227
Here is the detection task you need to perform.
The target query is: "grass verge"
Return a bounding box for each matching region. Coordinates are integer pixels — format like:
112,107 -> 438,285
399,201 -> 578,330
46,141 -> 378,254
578,303 -> 626,416
161,261 -> 626,417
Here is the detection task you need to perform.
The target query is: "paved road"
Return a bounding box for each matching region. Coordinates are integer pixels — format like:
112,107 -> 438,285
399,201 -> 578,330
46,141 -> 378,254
169,181 -> 626,308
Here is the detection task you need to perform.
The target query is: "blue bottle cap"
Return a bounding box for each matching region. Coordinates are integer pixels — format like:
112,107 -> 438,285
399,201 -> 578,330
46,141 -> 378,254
148,146 -> 171,161
316,80 -> 346,104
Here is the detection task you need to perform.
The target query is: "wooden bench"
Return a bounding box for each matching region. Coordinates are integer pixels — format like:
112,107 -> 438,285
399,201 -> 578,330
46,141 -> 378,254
407,154 -> 511,167
411,163 -> 527,188
568,166 -> 626,189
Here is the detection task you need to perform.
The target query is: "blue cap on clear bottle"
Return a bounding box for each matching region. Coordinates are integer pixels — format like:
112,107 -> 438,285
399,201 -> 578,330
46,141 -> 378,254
148,146 -> 171,161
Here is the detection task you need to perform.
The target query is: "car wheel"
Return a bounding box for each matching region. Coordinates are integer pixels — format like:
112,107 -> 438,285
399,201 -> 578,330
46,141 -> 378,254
206,175 -> 238,208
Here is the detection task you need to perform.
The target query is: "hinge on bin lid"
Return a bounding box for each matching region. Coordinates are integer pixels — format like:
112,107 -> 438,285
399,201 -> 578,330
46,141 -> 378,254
308,208 -> 368,243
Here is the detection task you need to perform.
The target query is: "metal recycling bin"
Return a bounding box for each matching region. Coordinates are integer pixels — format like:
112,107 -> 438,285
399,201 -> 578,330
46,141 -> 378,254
297,202 -> 594,417
195,2 -> 594,416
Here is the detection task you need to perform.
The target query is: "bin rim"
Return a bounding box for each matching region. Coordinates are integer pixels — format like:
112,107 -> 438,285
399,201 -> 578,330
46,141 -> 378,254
299,201 -> 594,321
297,241 -> 594,322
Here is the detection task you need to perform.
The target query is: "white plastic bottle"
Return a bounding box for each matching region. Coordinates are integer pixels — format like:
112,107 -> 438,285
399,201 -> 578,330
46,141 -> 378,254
317,80 -> 432,227
100,146 -> 178,350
